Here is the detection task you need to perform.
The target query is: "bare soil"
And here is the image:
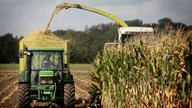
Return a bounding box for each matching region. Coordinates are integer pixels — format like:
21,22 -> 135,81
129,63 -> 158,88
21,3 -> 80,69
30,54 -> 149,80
0,68 -> 93,108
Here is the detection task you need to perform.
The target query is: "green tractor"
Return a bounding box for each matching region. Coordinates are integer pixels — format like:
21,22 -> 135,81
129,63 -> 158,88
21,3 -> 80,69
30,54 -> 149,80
18,47 -> 75,108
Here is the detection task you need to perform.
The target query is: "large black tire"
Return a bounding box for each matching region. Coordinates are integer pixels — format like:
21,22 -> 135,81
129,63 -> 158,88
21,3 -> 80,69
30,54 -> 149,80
18,84 -> 30,108
64,84 -> 75,108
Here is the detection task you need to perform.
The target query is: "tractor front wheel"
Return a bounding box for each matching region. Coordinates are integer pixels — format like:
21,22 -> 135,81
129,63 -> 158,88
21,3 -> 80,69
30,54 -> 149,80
18,84 -> 30,108
64,84 -> 75,108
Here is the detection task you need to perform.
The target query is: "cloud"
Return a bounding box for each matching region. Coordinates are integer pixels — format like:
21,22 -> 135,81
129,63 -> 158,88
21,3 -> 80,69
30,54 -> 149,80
0,0 -> 60,36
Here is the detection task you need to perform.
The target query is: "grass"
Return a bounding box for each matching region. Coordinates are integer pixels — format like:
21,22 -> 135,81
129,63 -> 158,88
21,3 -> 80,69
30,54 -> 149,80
70,64 -> 92,67
0,64 -> 19,69
70,64 -> 93,74
72,71 -> 91,75
70,64 -> 93,69
0,63 -> 93,70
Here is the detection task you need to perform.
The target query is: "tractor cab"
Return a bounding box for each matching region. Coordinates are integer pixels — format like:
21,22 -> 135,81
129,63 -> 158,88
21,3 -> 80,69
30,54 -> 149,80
18,47 -> 75,107
30,49 -> 63,71
26,48 -> 66,85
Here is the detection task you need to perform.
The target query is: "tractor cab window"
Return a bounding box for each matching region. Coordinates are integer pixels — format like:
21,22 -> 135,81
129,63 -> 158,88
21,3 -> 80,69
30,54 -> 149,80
31,51 -> 62,71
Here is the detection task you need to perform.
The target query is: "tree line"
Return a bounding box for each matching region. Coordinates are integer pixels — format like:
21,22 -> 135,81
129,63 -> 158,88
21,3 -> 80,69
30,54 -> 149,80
0,33 -> 21,63
0,18 -> 191,63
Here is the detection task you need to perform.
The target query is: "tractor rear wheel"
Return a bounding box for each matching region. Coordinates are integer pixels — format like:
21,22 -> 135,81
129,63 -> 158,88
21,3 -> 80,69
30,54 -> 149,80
18,84 -> 30,108
64,84 -> 75,108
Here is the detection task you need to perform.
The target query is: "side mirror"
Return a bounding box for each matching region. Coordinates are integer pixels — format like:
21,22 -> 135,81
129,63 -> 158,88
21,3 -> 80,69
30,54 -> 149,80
27,52 -> 33,56
19,51 -> 24,58
63,64 -> 68,68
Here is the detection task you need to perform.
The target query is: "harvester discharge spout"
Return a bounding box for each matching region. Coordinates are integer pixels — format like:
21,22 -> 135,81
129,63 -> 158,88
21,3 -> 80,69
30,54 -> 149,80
44,2 -> 128,33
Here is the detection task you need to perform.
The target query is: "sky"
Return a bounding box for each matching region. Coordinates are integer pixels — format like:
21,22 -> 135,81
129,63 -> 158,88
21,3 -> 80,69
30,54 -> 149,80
0,0 -> 192,36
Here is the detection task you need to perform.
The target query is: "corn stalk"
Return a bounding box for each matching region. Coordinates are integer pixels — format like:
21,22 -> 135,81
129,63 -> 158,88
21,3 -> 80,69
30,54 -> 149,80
91,29 -> 192,108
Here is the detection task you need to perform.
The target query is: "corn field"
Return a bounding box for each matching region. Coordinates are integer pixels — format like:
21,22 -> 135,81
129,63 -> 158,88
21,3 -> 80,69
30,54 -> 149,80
90,29 -> 192,108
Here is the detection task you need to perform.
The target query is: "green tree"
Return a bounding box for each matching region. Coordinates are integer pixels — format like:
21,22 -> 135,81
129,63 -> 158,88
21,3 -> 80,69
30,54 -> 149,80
125,19 -> 143,26
158,17 -> 172,26
0,33 -> 20,63
54,23 -> 117,63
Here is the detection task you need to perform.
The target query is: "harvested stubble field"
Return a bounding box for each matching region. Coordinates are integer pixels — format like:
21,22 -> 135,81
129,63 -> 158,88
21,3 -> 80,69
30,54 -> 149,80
0,64 -> 93,108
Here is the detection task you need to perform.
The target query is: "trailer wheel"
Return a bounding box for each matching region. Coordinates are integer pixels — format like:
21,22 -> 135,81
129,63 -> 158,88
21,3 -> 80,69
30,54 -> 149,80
18,84 -> 30,108
64,84 -> 75,108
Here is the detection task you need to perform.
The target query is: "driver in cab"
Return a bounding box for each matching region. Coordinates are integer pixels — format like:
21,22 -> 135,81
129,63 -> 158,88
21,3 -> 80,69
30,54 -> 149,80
42,53 -> 55,69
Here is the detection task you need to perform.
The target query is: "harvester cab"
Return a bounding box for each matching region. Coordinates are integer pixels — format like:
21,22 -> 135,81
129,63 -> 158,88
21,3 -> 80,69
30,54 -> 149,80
118,27 -> 154,46
18,47 -> 75,108
104,27 -> 154,49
